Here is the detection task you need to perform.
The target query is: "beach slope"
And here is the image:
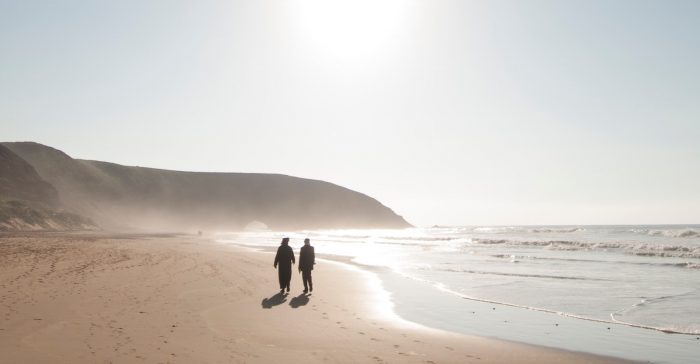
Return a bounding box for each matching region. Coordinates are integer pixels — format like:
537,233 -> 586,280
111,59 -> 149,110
0,233 -> 634,363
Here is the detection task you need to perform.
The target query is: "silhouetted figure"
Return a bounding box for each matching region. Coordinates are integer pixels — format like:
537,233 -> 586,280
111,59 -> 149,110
299,238 -> 315,293
273,237 -> 295,293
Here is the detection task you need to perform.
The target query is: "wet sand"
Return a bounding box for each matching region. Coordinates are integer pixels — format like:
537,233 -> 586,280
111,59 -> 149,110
0,232 -> 637,363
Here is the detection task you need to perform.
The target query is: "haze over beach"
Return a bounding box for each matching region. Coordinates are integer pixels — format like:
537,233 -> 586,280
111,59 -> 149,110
1,1 -> 699,363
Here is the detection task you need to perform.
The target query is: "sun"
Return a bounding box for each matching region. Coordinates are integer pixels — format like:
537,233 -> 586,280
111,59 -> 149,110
294,0 -> 411,64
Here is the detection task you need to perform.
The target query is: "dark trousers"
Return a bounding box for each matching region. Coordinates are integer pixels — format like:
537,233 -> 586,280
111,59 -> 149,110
301,269 -> 313,291
278,265 -> 291,290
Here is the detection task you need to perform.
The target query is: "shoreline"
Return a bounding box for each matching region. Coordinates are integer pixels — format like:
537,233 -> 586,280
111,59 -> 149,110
221,238 -> 699,364
1,232 -> 637,363
218,238 -> 641,363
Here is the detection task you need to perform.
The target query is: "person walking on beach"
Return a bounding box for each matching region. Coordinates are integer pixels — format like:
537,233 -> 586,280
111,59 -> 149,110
298,238 -> 315,293
274,237 -> 295,293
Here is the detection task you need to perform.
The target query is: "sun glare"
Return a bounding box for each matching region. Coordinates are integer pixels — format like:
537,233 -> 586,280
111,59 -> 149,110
295,0 -> 411,64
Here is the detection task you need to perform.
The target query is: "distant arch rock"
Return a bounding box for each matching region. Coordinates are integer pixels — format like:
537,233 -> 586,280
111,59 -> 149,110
244,220 -> 269,231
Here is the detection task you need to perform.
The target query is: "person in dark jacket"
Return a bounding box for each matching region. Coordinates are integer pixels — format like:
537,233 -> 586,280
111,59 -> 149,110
274,237 -> 295,293
298,238 -> 315,293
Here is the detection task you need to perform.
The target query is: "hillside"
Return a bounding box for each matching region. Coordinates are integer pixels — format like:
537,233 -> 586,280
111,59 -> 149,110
0,200 -> 95,231
2,142 -> 411,231
0,144 -> 96,231
0,144 -> 59,204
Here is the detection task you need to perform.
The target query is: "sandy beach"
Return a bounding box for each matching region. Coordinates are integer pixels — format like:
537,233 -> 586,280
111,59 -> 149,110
0,233 -> 636,363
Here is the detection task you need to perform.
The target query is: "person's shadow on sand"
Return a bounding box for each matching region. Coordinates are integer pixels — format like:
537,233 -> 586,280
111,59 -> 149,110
289,293 -> 310,308
261,292 -> 287,309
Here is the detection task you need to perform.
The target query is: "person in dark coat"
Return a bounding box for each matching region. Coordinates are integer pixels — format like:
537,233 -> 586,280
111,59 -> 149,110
298,238 -> 315,293
273,237 -> 295,293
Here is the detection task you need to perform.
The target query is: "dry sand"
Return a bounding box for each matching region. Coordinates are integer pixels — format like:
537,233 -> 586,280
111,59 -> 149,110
0,233 -> 637,363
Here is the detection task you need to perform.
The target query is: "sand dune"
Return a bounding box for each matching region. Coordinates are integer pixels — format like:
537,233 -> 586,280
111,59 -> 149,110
0,233 -> 634,363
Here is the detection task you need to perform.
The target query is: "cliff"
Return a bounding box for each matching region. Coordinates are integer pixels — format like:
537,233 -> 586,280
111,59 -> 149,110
0,144 -> 95,231
1,142 -> 411,231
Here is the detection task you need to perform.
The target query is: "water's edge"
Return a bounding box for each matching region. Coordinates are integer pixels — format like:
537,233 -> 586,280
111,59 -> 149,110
220,241 -> 660,363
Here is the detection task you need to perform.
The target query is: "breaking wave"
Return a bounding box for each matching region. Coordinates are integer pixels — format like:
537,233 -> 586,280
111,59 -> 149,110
380,236 -> 461,242
529,227 -> 586,233
647,229 -> 700,238
471,226 -> 585,234
618,228 -> 700,238
472,238 -> 700,259
419,267 -> 611,281
488,254 -> 700,269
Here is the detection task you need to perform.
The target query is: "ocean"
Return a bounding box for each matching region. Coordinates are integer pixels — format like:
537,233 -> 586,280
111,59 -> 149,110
218,225 -> 700,364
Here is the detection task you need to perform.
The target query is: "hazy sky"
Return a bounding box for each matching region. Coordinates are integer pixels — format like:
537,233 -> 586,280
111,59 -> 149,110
2,0 -> 699,226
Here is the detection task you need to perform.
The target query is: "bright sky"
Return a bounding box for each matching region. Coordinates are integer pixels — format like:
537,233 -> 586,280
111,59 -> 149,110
2,0 -> 699,226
